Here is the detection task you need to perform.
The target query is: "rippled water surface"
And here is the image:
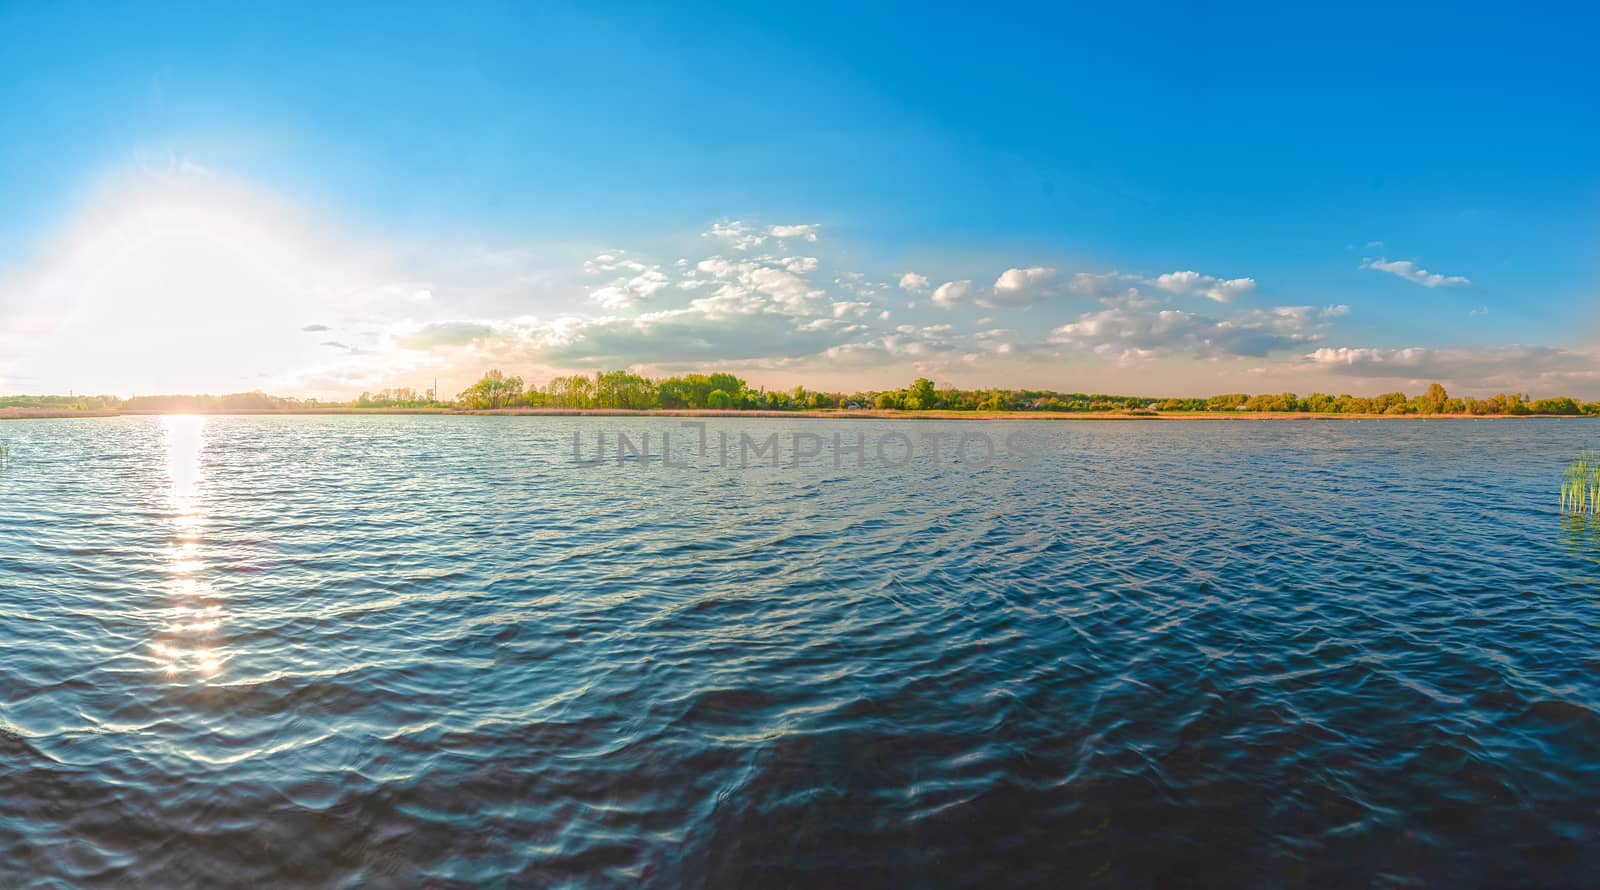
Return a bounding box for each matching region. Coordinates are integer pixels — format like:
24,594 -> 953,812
2,416 -> 1597,887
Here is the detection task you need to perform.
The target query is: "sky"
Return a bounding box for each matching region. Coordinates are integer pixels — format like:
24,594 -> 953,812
1,1 -> 1597,399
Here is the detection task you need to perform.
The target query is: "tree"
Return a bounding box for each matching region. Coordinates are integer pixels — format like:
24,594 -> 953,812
708,373 -> 745,396
907,378 -> 938,410
707,389 -> 734,409
547,375 -> 595,408
459,370 -> 523,409
1372,392 -> 1408,414
593,370 -> 658,409
1302,393 -> 1335,413
1412,383 -> 1448,414
1530,397 -> 1581,415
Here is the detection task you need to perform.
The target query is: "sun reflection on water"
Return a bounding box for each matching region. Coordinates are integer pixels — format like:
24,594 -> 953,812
152,416 -> 226,679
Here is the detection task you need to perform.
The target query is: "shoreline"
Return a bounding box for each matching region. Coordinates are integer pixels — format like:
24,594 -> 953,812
3,407 -> 1594,422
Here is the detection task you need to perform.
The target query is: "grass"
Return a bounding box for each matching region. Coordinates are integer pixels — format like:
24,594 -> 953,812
1561,450 -> 1600,518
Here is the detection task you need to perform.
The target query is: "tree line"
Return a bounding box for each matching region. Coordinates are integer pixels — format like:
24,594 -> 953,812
5,376 -> 1598,415
445,372 -> 1600,416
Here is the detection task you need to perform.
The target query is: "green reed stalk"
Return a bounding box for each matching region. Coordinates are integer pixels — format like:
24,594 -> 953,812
1562,450 -> 1599,517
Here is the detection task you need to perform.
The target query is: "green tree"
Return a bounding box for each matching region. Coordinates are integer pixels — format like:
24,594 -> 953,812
459,370 -> 524,409
1530,397 -> 1581,415
593,370 -> 658,409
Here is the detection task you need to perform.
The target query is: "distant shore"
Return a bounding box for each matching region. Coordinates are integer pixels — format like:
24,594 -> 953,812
3,407 -> 1594,422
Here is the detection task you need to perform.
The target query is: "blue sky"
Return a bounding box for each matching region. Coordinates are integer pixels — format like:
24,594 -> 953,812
1,1 -> 1596,397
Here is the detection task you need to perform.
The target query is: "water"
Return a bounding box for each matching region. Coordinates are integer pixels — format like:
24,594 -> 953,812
1,415 -> 1596,887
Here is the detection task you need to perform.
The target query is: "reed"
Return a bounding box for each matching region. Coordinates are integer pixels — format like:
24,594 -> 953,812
1561,450 -> 1600,518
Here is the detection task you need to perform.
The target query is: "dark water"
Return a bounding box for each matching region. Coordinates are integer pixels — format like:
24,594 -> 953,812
1,416 -> 1597,888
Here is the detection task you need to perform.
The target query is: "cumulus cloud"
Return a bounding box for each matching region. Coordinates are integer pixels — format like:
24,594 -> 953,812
1152,270 -> 1257,302
1361,257 -> 1470,288
898,272 -> 930,293
987,266 -> 1058,307
931,280 -> 976,308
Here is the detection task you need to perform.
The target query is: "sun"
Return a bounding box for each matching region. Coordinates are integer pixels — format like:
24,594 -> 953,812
4,168 -> 352,394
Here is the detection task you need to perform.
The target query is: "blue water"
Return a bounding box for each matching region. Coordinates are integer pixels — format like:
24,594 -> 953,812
1,416 -> 1597,887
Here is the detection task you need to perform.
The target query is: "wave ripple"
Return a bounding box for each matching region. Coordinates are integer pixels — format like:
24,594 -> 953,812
1,416 -> 1597,887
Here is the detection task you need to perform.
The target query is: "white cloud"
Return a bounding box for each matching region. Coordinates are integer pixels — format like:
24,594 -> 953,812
705,221 -> 767,251
898,272 -> 930,293
931,280 -> 976,308
768,223 -> 820,241
584,251 -> 669,309
987,266 -> 1058,308
1152,270 -> 1256,303
1067,272 -> 1129,297
1361,257 -> 1470,288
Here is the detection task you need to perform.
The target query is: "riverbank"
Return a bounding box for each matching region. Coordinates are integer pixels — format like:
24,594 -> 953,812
3,407 -> 1595,421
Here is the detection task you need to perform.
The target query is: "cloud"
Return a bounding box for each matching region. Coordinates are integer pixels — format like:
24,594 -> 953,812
928,267 -> 1062,310
693,255 -> 828,314
583,251 -> 670,310
1305,344 -> 1598,391
538,310 -> 852,368
704,221 -> 821,251
705,221 -> 766,251
19,169 -> 1585,400
768,223 -> 820,241
834,271 -> 879,298
1067,272 -> 1133,297
1047,297 -> 1336,360
1152,270 -> 1256,302
898,272 -> 930,293
1361,257 -> 1470,288
987,266 -> 1058,308
931,280 -> 976,308
319,341 -> 368,356
393,322 -> 497,350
